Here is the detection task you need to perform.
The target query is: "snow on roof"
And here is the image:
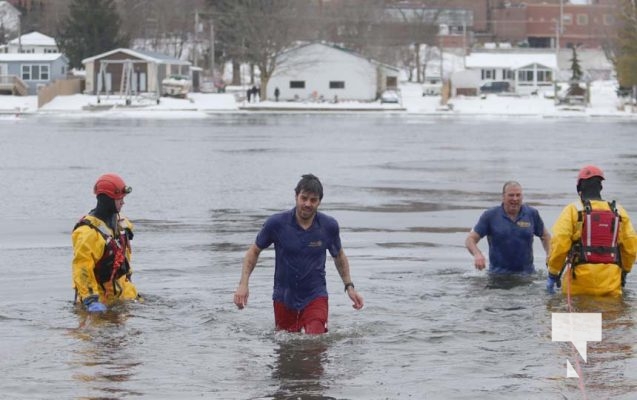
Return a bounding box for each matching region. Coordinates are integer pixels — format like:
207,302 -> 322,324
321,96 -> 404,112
0,53 -> 66,62
281,41 -> 401,73
82,48 -> 191,65
465,52 -> 557,70
9,31 -> 57,46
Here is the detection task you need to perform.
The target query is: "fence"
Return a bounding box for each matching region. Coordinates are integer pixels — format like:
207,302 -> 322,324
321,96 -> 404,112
37,78 -> 84,108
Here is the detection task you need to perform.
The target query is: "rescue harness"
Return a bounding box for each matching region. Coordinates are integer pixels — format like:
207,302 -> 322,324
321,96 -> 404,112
73,216 -> 132,296
571,199 -> 621,266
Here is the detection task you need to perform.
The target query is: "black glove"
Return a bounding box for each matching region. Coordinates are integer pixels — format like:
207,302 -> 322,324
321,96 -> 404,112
621,271 -> 628,287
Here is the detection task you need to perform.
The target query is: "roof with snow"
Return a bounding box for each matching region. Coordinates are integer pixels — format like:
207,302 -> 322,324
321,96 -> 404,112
9,31 -> 57,46
0,53 -> 67,62
82,48 -> 191,65
281,42 -> 401,73
465,52 -> 557,70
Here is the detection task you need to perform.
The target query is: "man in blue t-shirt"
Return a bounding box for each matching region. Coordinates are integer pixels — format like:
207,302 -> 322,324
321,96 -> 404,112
465,181 -> 551,274
233,174 -> 364,334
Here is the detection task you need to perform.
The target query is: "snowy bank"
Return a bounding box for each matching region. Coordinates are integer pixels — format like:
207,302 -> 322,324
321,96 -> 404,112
0,80 -> 635,119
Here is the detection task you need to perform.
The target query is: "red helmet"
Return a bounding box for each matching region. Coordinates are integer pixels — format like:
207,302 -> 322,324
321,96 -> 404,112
93,173 -> 132,200
577,165 -> 605,183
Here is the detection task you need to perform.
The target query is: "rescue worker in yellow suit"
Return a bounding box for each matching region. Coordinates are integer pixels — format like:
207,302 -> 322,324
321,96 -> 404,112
72,173 -> 141,312
547,165 -> 637,296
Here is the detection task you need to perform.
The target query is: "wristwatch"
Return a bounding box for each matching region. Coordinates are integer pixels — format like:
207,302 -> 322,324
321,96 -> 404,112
344,282 -> 355,292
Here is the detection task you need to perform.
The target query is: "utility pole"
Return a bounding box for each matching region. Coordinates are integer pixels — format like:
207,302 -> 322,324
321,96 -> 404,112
554,1 -> 563,105
462,20 -> 466,68
210,19 -> 215,79
17,11 -> 22,53
193,9 -> 199,68
439,24 -> 445,106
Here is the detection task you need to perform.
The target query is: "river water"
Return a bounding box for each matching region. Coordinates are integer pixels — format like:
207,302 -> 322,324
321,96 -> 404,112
1,113 -> 636,399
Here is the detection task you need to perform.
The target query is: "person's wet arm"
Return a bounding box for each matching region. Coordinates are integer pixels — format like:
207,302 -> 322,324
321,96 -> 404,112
541,228 -> 551,259
71,227 -> 102,301
234,244 -> 261,309
465,230 -> 486,270
333,249 -> 363,310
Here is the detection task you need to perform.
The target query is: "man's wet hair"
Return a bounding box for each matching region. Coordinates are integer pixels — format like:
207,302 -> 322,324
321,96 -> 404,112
502,180 -> 521,194
295,174 -> 324,200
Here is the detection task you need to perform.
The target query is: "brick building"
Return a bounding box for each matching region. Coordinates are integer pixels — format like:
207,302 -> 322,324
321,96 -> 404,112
384,0 -> 620,49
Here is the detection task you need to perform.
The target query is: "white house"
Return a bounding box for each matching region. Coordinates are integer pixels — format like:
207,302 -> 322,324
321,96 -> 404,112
464,51 -> 557,95
6,31 -> 59,54
267,42 -> 400,102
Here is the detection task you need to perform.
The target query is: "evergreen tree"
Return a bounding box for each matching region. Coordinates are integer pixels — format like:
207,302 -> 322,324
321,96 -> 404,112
56,0 -> 129,69
569,45 -> 583,82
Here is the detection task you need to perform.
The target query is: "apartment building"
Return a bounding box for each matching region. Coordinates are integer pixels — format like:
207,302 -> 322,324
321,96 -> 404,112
386,0 -> 619,49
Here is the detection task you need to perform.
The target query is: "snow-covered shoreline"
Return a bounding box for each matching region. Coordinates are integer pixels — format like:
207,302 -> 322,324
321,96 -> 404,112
1,81 -> 635,119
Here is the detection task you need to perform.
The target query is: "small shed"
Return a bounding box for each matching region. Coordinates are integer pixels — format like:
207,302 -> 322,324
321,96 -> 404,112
0,53 -> 69,95
82,48 -> 192,95
267,42 -> 400,102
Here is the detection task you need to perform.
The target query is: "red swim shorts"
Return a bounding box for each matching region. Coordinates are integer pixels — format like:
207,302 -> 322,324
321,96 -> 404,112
273,296 -> 328,334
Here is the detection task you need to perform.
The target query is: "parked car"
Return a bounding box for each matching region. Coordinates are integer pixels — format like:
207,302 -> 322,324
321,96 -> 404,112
480,81 -> 510,94
161,74 -> 192,98
380,90 -> 400,103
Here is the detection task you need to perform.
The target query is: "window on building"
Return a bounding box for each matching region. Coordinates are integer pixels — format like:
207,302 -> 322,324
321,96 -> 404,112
603,14 -> 614,26
503,70 -> 514,80
290,80 -> 305,89
329,81 -> 345,89
577,14 -> 589,26
563,14 -> 573,25
517,69 -> 534,82
537,70 -> 553,82
21,64 -> 50,81
481,69 -> 496,80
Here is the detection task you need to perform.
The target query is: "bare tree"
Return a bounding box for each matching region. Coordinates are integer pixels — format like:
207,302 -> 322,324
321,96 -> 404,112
320,0 -> 385,54
614,0 -> 637,100
389,2 -> 442,83
118,0 -> 206,61
16,0 -> 72,36
207,0 -> 305,98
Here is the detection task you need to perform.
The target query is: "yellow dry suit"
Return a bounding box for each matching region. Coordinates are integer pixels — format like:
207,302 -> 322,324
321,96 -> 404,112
547,199 -> 637,296
71,214 -> 139,305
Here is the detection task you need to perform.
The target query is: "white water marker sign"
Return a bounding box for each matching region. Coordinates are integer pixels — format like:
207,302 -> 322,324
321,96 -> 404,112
551,313 -> 602,378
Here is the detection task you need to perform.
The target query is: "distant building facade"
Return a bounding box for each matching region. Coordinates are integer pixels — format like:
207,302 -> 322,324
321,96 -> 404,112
378,0 -> 620,49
